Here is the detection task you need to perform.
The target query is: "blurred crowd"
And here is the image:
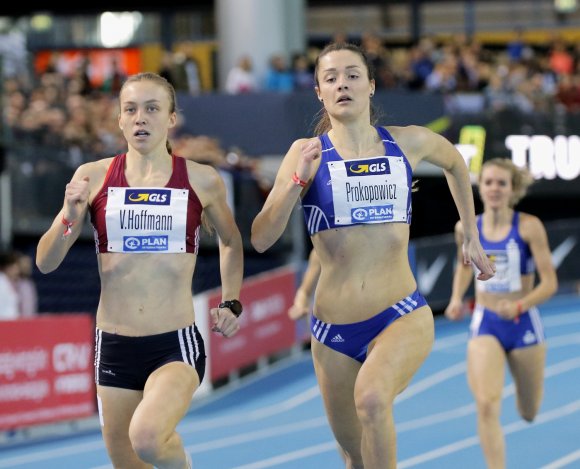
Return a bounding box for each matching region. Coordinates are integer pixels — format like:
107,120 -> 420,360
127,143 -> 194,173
4,31 -> 580,173
0,250 -> 38,320
226,31 -> 580,113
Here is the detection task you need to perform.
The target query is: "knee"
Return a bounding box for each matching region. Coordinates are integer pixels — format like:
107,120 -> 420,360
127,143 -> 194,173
518,402 -> 540,423
475,395 -> 502,421
354,387 -> 391,425
129,424 -> 163,463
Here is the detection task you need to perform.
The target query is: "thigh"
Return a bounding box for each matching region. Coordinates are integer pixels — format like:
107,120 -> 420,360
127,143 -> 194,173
311,340 -> 362,455
358,307 -> 434,398
467,336 -> 506,400
131,361 -> 200,439
507,344 -> 546,408
97,385 -> 150,468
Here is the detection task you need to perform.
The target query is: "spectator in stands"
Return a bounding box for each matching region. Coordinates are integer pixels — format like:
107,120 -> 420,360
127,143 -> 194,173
264,53 -> 294,93
291,52 -> 316,91
251,42 -> 495,468
15,251 -> 38,317
555,72 -> 580,112
36,72 -> 244,469
506,28 -> 533,63
0,251 -> 20,320
225,55 -> 258,94
445,157 -> 557,469
548,37 -> 574,76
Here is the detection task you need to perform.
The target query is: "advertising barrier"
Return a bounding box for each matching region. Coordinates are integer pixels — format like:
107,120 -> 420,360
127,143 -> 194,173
0,314 -> 95,430
205,266 -> 297,382
411,218 -> 580,313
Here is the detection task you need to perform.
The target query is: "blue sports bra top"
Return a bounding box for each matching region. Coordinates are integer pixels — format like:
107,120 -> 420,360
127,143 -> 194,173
476,211 -> 535,293
300,126 -> 413,236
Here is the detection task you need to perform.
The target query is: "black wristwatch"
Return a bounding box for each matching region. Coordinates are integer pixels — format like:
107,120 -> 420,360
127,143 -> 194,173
218,299 -> 243,318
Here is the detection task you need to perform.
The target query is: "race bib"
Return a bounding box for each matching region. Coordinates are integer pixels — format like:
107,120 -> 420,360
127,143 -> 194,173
329,156 -> 409,225
105,187 -> 188,253
476,240 -> 522,292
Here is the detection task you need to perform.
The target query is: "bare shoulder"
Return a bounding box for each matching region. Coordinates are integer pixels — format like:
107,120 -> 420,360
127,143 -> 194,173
184,159 -> 226,204
75,158 -> 111,178
287,137 -> 315,156
76,158 -> 113,193
385,125 -> 433,148
519,212 -> 546,238
384,125 -> 440,163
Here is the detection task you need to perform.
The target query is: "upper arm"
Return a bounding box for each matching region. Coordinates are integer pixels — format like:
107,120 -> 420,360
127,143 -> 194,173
192,164 -> 240,244
521,214 -> 555,278
393,125 -> 464,172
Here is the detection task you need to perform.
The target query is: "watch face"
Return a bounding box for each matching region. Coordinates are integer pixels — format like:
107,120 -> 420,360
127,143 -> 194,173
220,300 -> 243,316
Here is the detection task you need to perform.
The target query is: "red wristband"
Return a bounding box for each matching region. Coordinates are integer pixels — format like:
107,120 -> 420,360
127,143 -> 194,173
291,172 -> 307,187
61,216 -> 76,237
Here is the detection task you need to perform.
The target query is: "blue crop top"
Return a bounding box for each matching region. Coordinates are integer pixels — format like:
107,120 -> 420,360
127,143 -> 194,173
476,211 -> 535,293
300,126 -> 413,235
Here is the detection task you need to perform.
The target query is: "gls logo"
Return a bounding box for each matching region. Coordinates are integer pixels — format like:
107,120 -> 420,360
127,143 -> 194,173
346,158 -> 390,177
125,189 -> 171,205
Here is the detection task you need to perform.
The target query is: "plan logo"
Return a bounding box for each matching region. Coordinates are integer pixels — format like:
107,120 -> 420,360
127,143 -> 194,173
351,205 -> 393,222
123,236 -> 169,252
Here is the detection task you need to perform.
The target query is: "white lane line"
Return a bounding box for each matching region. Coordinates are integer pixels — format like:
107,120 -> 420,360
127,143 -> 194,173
231,441 -> 339,469
539,449 -> 580,469
179,385 -> 321,433
0,441 -> 106,468
186,416 -> 328,453
5,318 -> 579,467
398,400 -> 580,468
221,356 -> 580,467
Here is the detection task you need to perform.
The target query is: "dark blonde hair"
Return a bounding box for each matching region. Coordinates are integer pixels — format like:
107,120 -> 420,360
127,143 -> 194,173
119,72 -> 177,153
479,157 -> 534,207
312,42 -> 378,136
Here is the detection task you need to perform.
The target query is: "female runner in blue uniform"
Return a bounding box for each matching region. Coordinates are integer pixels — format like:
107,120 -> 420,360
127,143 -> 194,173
36,72 -> 244,469
445,157 -> 557,469
252,42 -> 495,469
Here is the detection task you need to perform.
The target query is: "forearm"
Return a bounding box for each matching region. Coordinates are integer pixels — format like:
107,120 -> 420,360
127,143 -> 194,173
443,162 -> 478,239
36,215 -> 81,273
519,275 -> 558,311
218,238 -> 244,300
450,263 -> 473,302
251,181 -> 302,252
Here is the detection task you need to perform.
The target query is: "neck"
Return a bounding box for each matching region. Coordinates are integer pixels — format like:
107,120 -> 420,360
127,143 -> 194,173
483,207 -> 513,227
328,122 -> 377,154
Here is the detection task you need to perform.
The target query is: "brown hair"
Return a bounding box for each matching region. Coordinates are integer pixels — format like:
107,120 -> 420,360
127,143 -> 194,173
119,73 -> 215,233
119,72 -> 177,153
479,157 -> 534,207
312,42 -> 379,136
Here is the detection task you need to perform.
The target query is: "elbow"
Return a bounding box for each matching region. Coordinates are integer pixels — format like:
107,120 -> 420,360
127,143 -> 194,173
36,257 -> 55,274
250,234 -> 269,254
36,262 -> 53,275
549,277 -> 559,297
250,221 -> 271,253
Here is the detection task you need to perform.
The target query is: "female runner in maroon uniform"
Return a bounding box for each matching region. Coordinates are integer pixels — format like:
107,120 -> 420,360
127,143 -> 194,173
37,72 -> 244,469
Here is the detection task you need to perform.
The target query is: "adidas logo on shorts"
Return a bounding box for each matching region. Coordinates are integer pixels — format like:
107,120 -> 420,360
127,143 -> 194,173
331,334 -> 345,343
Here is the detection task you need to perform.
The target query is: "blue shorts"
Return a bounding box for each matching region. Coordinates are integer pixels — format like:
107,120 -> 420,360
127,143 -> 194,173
469,304 -> 545,352
94,324 -> 206,390
310,289 -> 428,363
